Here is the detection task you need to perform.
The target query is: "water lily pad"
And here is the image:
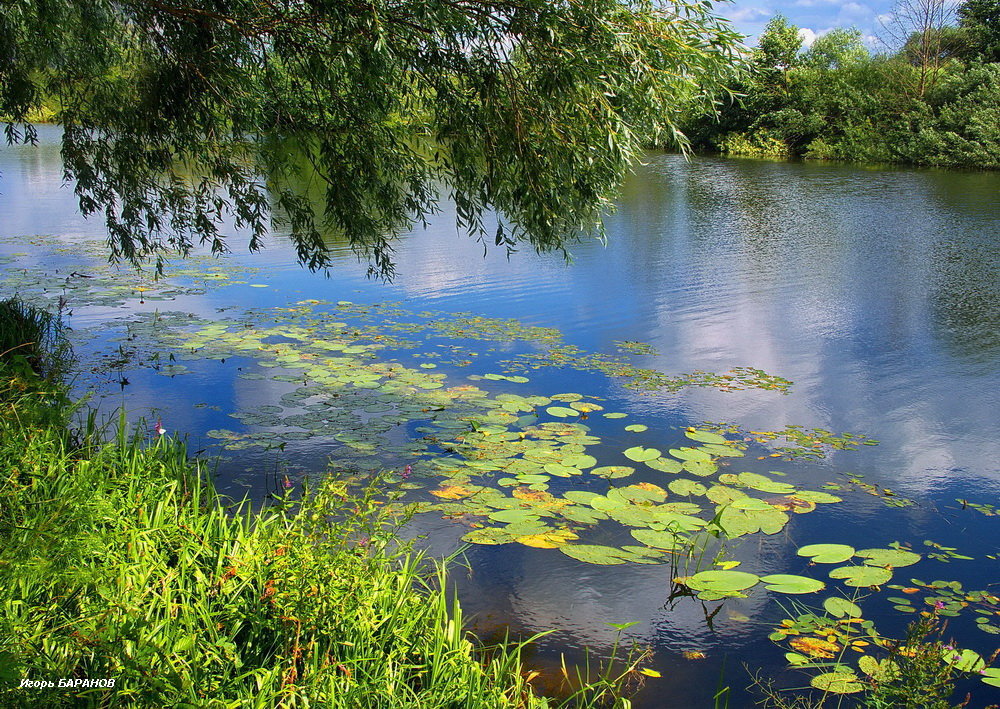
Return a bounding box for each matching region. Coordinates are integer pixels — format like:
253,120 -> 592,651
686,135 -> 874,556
942,648 -> 984,672
591,465 -> 635,479
546,406 -> 580,418
810,672 -> 863,694
517,529 -> 579,549
684,429 -> 728,445
823,597 -> 863,618
706,485 -> 747,505
488,509 -> 540,524
790,637 -> 840,658
645,457 -> 683,474
669,479 -> 707,497
760,574 -> 825,594
462,528 -> 515,545
561,453 -> 597,469
785,652 -> 810,667
625,424 -> 648,432
685,570 -> 760,593
858,655 -> 898,681
563,490 -> 601,505
980,668 -> 1000,688
543,463 -> 581,477
682,460 -> 717,476
798,544 -> 856,564
829,565 -> 893,587
793,490 -> 842,504
670,447 -> 712,462
737,472 -> 796,494
624,446 -> 661,462
856,548 -> 921,568
560,544 -> 633,565
631,529 -> 683,549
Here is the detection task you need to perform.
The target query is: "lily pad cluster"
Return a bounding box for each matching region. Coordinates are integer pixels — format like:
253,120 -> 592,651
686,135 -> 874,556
887,579 -> 1000,634
500,343 -> 793,395
771,593 -> 1000,694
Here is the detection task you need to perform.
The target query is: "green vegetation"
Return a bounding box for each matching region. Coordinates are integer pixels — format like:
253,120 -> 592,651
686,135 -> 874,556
1,0 -> 740,275
683,1 -> 1000,169
0,300 -> 640,707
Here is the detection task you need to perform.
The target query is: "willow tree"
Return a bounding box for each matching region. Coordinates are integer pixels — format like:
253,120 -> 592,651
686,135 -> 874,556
1,0 -> 741,276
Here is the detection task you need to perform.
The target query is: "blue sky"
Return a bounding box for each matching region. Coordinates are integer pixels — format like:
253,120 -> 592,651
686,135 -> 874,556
715,0 -> 897,47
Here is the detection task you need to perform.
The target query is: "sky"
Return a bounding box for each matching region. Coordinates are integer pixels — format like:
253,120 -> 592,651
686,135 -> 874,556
714,0 -> 898,48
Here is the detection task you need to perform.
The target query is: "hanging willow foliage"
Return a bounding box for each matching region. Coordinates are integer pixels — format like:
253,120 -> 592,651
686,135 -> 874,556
1,0 -> 743,276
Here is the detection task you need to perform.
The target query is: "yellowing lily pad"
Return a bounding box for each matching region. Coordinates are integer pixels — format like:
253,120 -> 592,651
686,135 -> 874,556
810,672 -> 863,694
790,637 -> 841,659
517,529 -> 579,549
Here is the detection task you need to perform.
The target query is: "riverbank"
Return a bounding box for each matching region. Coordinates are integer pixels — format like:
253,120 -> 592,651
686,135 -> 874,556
0,300 -> 633,708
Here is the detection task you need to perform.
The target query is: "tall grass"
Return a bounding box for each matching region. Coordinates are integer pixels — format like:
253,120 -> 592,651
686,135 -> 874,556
0,300 -> 635,707
0,297 -> 71,394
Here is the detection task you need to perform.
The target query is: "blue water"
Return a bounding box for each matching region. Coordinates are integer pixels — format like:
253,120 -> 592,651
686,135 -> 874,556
2,127 -> 998,706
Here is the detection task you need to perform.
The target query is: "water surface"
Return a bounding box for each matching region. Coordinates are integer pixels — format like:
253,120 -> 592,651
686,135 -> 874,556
2,128 -> 998,706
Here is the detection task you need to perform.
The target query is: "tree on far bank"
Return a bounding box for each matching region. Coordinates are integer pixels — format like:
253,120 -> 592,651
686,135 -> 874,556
879,0 -> 959,97
959,0 -> 1000,61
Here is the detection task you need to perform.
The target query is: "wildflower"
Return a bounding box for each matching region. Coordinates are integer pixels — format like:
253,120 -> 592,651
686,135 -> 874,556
402,464 -> 412,480
358,535 -> 370,548
935,601 -> 946,610
282,476 -> 293,489
154,418 -> 166,436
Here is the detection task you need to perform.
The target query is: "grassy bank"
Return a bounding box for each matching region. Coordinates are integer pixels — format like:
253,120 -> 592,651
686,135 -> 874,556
0,301 -> 632,708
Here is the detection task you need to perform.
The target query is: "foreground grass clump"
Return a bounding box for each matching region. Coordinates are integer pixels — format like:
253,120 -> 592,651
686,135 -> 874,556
0,303 -> 629,708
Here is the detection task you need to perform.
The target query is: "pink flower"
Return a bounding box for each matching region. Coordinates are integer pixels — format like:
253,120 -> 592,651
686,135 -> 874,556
402,465 -> 412,480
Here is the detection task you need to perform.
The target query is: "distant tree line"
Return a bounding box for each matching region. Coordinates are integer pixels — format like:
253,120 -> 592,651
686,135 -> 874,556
681,0 -> 1000,169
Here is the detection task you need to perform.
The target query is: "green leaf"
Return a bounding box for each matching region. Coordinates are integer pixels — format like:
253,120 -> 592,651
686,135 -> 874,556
645,457 -> 683,473
823,597 -> 862,618
623,446 -> 661,462
942,648 -> 985,673
630,529 -> 683,550
760,574 -> 825,594
829,565 -> 893,587
462,528 -> 515,545
560,545 -> 633,565
685,570 -> 760,593
546,406 -> 580,418
591,465 -> 635,479
684,429 -> 728,445
810,672 -> 863,694
797,544 -> 856,564
668,479 -> 707,497
855,548 -> 921,568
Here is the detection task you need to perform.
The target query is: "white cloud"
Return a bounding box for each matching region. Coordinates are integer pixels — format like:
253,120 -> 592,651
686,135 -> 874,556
798,27 -> 818,47
838,2 -> 869,16
729,6 -> 773,23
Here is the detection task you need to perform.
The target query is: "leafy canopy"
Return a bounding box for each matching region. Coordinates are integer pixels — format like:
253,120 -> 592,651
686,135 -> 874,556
1,0 -> 741,276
